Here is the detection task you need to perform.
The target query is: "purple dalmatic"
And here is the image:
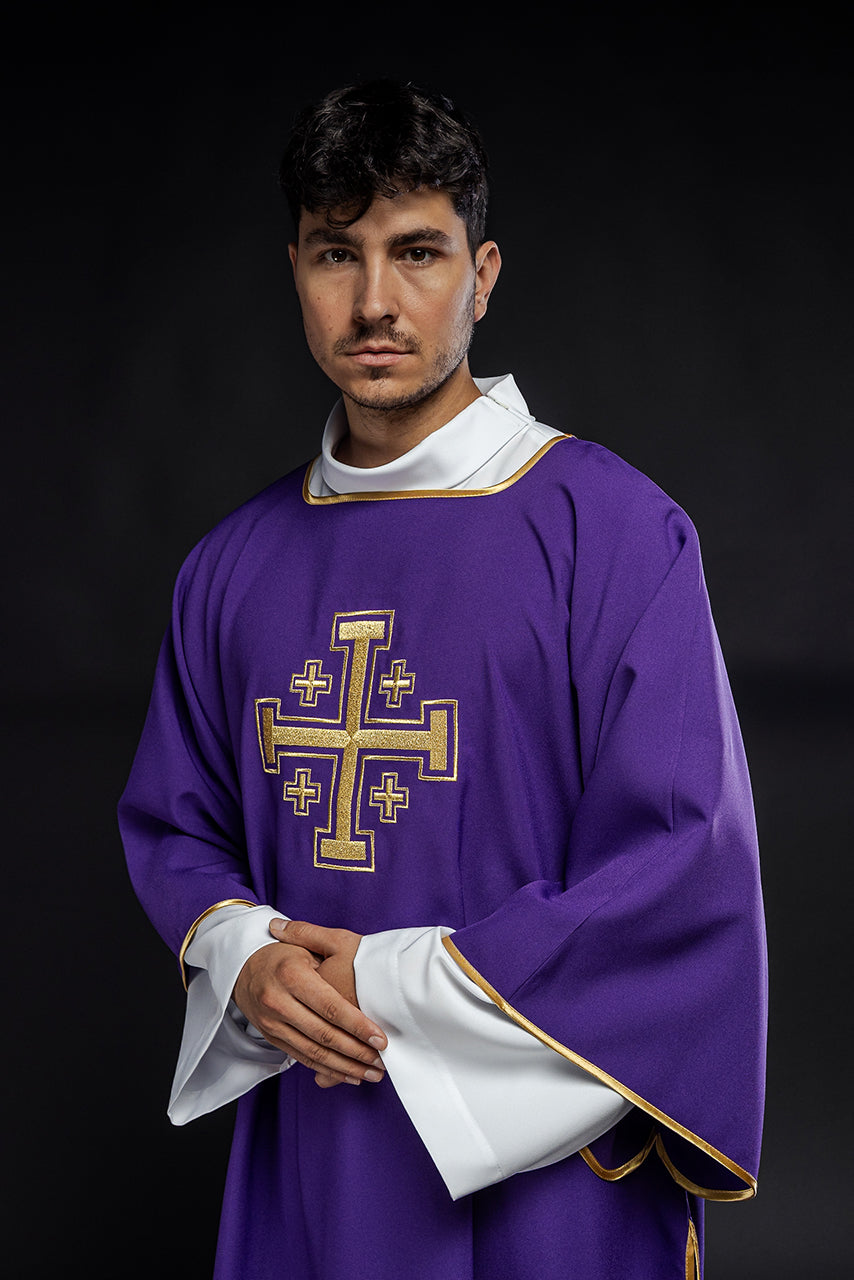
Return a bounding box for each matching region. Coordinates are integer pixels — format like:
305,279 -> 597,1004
119,434 -> 766,1279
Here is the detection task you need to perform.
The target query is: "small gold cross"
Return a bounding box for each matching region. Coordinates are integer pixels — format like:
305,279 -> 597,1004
290,660 -> 333,706
379,659 -> 416,707
284,767 -> 321,815
369,772 -> 409,823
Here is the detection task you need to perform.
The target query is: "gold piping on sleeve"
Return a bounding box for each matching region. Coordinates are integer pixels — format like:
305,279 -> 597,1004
578,1127 -> 657,1181
178,899 -> 258,991
441,935 -> 757,1202
301,435 -> 571,505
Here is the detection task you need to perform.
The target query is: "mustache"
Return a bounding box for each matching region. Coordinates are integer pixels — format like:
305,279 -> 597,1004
333,326 -> 422,356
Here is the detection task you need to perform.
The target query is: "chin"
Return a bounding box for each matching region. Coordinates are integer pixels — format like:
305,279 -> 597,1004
351,385 -> 435,414
341,370 -> 425,411
346,359 -> 467,415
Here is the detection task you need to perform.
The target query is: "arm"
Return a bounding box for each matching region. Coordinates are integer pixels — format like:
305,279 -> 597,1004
444,501 -> 767,1200
118,542 -> 387,1113
167,904 -> 386,1124
267,918 -> 631,1199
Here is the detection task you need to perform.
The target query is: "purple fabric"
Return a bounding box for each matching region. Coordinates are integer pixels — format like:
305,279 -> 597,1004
119,436 -> 766,1278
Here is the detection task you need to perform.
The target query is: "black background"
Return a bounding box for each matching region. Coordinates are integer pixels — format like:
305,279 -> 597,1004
3,7 -> 851,1277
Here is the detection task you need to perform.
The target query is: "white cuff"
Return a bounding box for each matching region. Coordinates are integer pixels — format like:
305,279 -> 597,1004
168,903 -> 293,1124
354,925 -> 631,1199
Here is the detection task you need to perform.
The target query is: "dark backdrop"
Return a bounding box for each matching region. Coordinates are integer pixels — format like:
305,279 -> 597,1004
3,8 -> 851,1277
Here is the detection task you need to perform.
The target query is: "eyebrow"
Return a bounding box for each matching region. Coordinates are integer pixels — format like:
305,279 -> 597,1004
300,225 -> 455,251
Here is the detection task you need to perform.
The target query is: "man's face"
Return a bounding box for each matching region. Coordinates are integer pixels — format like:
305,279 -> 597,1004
289,189 -> 498,415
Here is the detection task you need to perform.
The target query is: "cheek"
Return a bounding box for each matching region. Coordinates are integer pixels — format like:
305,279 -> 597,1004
417,272 -> 475,326
411,289 -> 468,339
297,281 -> 345,333
300,302 -> 339,350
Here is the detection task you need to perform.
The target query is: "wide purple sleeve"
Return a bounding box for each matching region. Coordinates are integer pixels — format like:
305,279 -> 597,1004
118,543 -> 259,963
446,492 -> 767,1202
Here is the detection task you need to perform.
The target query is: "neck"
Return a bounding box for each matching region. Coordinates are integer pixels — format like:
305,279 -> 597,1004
335,364 -> 481,468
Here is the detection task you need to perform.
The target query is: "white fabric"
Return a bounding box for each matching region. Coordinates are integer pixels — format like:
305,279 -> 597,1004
169,905 -> 292,1124
168,374 -> 630,1194
355,927 -> 632,1200
309,374 -> 563,497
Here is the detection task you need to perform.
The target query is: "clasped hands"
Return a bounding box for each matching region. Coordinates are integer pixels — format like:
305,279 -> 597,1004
232,918 -> 387,1089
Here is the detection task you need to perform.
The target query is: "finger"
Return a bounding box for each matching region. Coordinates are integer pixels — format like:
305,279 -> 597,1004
284,992 -> 387,1067
291,965 -> 387,1051
314,1070 -> 361,1089
277,918 -> 340,956
267,1021 -> 385,1082
255,968 -> 387,1069
271,919 -> 388,1051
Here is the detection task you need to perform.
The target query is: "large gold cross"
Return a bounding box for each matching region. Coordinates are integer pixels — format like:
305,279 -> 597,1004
255,610 -> 457,871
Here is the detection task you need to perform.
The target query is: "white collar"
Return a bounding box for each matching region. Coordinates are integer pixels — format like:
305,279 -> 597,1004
316,375 -> 536,495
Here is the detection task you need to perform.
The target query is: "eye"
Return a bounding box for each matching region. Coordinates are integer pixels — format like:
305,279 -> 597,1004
322,247 -> 352,265
402,247 -> 435,264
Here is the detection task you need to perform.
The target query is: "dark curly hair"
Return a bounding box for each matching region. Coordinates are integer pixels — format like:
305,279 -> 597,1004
280,80 -> 489,256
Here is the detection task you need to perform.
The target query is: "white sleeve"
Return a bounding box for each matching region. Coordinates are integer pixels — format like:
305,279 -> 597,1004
167,903 -> 294,1125
354,925 -> 632,1200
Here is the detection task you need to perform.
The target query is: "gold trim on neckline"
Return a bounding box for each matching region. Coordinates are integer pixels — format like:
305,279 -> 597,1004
302,435 -> 571,505
442,934 -> 757,1202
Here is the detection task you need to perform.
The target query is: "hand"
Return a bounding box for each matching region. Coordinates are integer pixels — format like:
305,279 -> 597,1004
232,918 -> 387,1090
278,918 -> 360,1007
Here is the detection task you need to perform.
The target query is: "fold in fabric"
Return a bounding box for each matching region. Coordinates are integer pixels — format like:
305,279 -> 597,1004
355,925 -> 631,1198
170,904 -> 291,1123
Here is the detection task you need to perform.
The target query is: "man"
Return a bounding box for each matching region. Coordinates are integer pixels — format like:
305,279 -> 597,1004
119,80 -> 766,1279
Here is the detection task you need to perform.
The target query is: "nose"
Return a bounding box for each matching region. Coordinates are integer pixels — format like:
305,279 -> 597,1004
352,259 -> 399,327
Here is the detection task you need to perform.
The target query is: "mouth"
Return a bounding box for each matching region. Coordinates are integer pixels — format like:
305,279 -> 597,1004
348,347 -> 411,367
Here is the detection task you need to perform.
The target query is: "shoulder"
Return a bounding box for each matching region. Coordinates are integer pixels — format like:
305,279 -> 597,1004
549,434 -> 692,519
537,434 -> 699,560
174,462 -> 310,601
545,440 -> 709,662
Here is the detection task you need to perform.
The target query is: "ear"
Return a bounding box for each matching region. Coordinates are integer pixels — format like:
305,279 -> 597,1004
473,241 -> 501,322
288,242 -> 299,280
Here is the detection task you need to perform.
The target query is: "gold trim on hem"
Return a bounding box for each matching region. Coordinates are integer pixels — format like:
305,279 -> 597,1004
441,935 -> 757,1202
178,899 -> 258,991
301,435 -> 571,505
685,1215 -> 701,1280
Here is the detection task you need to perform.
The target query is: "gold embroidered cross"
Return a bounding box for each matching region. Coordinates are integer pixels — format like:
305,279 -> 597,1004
255,610 -> 457,871
369,772 -> 409,822
379,659 -> 415,707
290,660 -> 332,706
284,767 -> 321,815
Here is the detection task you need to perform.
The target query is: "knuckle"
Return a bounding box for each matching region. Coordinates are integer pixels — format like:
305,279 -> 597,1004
320,999 -> 339,1024
318,1024 -> 337,1049
258,990 -> 280,1014
273,965 -> 296,992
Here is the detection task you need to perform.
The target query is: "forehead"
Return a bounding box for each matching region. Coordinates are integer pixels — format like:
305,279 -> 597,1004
296,187 -> 468,247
